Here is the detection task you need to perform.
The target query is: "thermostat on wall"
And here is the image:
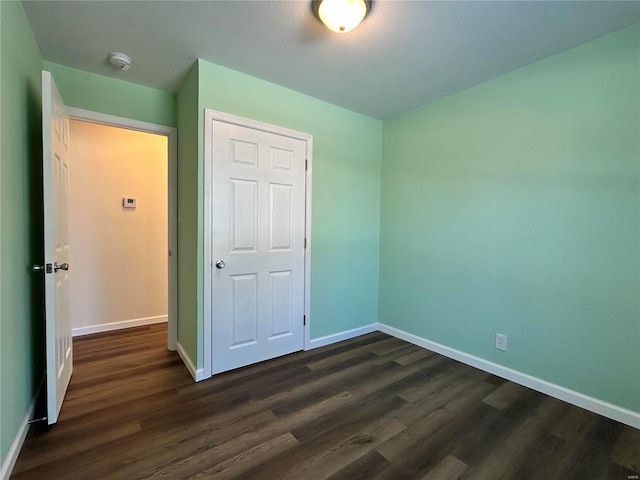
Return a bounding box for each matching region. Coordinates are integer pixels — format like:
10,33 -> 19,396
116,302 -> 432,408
123,197 -> 136,208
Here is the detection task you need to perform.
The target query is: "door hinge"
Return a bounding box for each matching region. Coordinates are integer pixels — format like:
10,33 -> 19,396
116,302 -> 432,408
303,315 -> 306,326
305,159 -> 308,171
304,238 -> 307,249
28,416 -> 48,424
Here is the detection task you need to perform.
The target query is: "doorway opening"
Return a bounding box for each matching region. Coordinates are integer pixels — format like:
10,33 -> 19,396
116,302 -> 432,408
67,108 -> 177,350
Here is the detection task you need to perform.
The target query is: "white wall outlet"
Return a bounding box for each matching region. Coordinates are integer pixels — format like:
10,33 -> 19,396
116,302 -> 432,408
495,333 -> 507,351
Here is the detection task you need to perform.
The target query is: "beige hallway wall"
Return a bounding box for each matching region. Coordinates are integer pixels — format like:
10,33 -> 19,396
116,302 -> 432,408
69,119 -> 168,335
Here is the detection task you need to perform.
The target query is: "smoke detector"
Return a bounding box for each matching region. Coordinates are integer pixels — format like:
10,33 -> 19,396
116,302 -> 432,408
109,52 -> 132,71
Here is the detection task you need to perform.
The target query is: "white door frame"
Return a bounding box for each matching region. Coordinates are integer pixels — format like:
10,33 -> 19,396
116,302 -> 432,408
203,109 -> 313,379
67,107 -> 178,351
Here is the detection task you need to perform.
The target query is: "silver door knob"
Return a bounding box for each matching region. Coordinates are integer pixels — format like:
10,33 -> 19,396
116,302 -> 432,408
54,262 -> 69,272
215,260 -> 225,269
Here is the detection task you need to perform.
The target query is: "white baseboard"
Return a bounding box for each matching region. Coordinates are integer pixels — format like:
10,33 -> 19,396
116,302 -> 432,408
72,315 -> 167,337
176,341 -> 206,382
378,323 -> 640,429
1,381 -> 42,480
306,323 -> 378,350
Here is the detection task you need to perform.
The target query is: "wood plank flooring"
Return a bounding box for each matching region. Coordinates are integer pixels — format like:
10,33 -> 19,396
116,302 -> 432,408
12,324 -> 640,479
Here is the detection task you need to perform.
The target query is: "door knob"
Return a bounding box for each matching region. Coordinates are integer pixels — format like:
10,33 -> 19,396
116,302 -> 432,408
215,260 -> 225,269
54,262 -> 69,272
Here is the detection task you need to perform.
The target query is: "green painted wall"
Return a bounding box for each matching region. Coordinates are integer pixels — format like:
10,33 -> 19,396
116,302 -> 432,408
42,62 -> 176,127
0,0 -> 44,465
379,24 -> 640,412
176,62 -> 200,362
179,60 -> 383,367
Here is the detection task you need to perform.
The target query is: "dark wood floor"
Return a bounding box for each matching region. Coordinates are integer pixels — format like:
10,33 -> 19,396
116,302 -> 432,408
12,324 -> 639,480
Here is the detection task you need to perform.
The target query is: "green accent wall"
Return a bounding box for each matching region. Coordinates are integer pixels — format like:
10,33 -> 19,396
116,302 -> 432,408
176,63 -> 200,362
0,0 -> 44,465
379,24 -> 640,412
177,60 -> 383,367
42,62 -> 176,127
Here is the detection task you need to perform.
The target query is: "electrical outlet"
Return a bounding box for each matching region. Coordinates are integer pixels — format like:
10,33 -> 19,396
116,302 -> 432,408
495,333 -> 507,351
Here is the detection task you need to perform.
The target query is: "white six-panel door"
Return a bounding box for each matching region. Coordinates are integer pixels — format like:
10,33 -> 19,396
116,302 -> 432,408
210,119 -> 307,374
42,71 -> 73,424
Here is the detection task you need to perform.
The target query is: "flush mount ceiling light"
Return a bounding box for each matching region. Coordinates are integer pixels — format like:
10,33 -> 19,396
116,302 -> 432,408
109,51 -> 132,71
312,0 -> 372,33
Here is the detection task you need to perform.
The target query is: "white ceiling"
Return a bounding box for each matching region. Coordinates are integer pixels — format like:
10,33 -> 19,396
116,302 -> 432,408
22,1 -> 640,119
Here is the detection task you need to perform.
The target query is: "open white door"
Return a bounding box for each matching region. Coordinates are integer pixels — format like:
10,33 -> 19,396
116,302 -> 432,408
42,71 -> 72,425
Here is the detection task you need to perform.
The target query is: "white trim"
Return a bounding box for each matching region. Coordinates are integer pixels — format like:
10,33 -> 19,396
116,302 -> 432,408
66,107 -> 178,351
72,315 -> 168,337
1,382 -> 41,480
307,324 -> 378,350
303,137 -> 313,351
203,109 -> 313,379
203,110 -> 213,380
378,323 -> 640,429
204,110 -> 314,142
67,108 -> 175,135
176,342 -> 206,382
